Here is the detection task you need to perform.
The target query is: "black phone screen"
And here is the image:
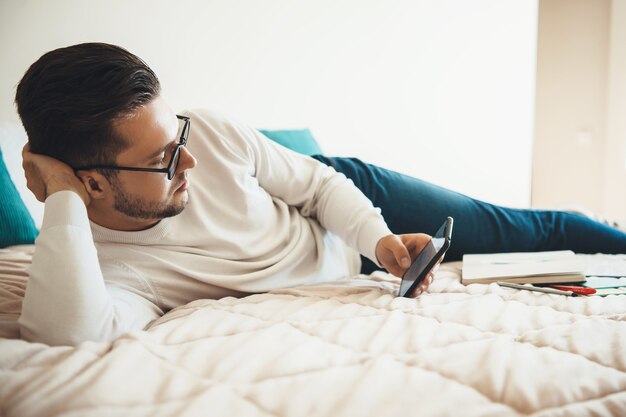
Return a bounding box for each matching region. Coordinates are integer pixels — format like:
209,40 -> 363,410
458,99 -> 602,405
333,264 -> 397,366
398,218 -> 453,297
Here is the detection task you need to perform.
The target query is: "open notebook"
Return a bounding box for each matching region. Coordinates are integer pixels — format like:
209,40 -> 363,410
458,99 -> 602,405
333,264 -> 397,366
461,250 -> 586,285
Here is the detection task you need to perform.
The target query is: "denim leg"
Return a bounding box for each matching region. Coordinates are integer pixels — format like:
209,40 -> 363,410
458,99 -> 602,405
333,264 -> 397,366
311,155 -> 626,274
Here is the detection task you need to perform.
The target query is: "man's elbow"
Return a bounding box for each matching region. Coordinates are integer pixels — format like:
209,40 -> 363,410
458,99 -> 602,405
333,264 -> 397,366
18,316 -> 120,347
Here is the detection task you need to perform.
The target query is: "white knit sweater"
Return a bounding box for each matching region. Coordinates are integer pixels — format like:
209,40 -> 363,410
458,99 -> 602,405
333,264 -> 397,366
19,109 -> 392,346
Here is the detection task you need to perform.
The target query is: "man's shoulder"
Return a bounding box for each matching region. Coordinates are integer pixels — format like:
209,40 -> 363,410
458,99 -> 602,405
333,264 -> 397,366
181,108 -> 260,156
181,108 -> 246,130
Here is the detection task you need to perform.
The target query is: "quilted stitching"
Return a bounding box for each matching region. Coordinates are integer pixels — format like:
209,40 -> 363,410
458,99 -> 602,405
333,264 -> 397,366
0,259 -> 625,417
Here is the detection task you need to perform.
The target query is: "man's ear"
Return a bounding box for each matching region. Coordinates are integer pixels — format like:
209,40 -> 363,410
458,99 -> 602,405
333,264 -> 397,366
75,170 -> 111,200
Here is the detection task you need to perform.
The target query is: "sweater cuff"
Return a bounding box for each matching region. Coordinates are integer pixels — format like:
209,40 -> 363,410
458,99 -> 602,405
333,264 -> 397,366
41,190 -> 90,231
357,218 -> 393,268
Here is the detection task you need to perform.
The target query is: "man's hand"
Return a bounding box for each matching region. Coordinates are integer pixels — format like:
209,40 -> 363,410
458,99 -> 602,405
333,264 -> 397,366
22,144 -> 90,206
375,233 -> 443,297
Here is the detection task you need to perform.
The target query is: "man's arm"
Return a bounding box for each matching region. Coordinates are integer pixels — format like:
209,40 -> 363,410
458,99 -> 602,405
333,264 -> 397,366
235,118 -> 440,292
18,146 -> 161,346
199,112 -> 417,272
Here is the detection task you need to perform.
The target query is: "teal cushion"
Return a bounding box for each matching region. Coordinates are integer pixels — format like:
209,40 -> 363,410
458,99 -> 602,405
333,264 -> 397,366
259,129 -> 323,156
0,147 -> 38,248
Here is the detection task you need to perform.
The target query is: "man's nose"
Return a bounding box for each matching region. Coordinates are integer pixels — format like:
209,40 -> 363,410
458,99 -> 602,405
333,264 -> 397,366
178,146 -> 197,172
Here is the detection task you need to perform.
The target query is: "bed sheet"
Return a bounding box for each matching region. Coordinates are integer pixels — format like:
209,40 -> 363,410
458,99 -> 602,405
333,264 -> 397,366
0,247 -> 625,417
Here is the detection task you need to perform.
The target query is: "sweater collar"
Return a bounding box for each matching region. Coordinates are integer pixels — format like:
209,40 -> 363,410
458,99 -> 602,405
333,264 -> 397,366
90,217 -> 172,244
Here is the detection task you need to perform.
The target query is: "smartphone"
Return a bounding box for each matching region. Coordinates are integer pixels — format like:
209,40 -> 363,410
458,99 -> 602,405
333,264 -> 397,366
398,217 -> 454,297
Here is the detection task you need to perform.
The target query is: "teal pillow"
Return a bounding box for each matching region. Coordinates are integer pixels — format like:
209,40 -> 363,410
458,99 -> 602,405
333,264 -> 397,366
0,147 -> 38,248
259,129 -> 323,156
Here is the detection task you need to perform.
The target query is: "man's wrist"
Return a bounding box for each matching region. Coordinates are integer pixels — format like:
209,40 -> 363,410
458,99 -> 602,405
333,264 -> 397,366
359,221 -> 393,267
46,179 -> 89,206
41,191 -> 92,231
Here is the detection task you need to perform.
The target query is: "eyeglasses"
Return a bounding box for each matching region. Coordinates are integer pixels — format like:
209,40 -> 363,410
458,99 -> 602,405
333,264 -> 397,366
75,115 -> 191,180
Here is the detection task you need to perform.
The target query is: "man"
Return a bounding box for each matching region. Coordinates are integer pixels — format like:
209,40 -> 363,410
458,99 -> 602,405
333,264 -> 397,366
15,43 -> 626,346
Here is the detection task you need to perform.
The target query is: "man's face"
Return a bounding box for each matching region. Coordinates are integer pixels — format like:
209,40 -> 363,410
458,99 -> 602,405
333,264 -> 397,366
108,96 -> 196,222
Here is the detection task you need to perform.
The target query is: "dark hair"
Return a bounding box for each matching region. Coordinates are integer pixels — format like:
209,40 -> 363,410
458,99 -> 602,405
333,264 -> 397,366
15,42 -> 161,169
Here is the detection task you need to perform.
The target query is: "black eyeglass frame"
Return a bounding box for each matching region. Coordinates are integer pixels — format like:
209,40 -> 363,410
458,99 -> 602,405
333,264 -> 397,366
75,115 -> 191,180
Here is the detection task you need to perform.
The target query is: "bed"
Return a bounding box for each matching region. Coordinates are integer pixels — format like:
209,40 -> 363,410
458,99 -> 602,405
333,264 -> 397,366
1,244 -> 626,417
2,121 -> 626,416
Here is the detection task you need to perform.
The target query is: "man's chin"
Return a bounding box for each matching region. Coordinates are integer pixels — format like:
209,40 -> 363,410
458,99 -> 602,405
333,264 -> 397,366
158,197 -> 188,219
163,202 -> 187,218
113,198 -> 188,221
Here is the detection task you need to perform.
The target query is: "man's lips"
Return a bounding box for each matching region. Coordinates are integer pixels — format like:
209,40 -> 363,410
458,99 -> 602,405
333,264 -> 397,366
176,178 -> 189,192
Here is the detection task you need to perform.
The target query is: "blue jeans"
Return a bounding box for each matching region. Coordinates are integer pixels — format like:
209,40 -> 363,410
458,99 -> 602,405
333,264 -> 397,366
311,155 -> 626,275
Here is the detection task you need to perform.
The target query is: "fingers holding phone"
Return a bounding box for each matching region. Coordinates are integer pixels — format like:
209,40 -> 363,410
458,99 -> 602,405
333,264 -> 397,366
409,257 -> 443,298
399,218 -> 453,298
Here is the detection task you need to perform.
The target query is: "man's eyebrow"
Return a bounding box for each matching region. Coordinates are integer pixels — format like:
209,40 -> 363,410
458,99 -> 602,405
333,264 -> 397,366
145,141 -> 174,161
144,118 -> 181,161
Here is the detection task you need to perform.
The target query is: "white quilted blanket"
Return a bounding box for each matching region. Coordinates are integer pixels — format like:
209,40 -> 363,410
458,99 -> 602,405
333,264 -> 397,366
1,251 -> 626,417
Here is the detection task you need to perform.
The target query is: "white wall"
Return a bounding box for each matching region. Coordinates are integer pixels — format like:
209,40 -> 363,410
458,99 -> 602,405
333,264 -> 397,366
532,0 -> 626,224
603,0 -> 626,223
0,0 -> 538,208
532,0 -> 610,214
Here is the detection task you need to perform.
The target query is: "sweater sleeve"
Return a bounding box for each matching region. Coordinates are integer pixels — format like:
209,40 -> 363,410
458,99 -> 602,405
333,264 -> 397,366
18,191 -> 162,346
210,114 -> 393,267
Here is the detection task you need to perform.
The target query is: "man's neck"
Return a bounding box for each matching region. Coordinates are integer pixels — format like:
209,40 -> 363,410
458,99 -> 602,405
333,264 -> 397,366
87,207 -> 160,232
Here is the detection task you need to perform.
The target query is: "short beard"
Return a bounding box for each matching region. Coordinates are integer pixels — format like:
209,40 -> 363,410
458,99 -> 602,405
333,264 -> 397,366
109,175 -> 186,220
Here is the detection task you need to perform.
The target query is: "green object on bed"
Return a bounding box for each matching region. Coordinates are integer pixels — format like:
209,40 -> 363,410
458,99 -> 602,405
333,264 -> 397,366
0,147 -> 38,248
259,129 -> 323,156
